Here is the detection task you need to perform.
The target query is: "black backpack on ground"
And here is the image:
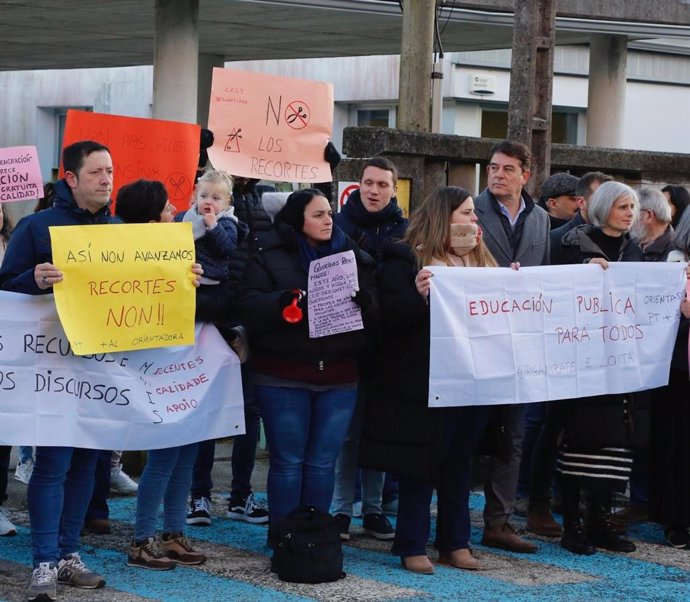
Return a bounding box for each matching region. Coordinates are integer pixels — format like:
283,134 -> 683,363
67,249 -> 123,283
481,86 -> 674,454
270,506 -> 345,583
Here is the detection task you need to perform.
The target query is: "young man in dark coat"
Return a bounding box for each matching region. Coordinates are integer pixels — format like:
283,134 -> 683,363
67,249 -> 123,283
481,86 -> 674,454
330,157 -> 408,541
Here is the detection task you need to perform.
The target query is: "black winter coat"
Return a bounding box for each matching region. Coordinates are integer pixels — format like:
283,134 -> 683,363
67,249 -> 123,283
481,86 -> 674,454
236,224 -> 377,383
227,184 -> 277,291
560,224 -> 643,264
359,241 -> 448,480
558,225 -> 645,452
334,190 -> 408,261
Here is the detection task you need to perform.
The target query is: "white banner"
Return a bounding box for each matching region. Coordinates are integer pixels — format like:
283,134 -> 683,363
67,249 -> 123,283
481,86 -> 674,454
428,262 -> 685,407
0,291 -> 245,449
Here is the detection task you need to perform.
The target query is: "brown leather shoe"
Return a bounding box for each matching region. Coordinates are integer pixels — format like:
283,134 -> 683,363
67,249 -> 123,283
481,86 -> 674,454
482,522 -> 538,553
401,555 -> 434,574
438,549 -> 481,571
83,518 -> 111,535
527,506 -> 563,537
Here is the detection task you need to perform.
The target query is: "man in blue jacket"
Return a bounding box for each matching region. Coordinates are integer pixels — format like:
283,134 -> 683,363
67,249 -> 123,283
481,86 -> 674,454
0,140 -> 117,601
331,157 -> 408,541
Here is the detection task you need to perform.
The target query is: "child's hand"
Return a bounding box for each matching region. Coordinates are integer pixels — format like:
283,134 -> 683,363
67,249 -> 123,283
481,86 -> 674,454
191,263 -> 203,288
203,212 -> 217,228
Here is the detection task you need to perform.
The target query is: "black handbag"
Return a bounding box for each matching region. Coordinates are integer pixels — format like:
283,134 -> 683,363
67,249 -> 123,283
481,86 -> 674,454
270,506 -> 345,583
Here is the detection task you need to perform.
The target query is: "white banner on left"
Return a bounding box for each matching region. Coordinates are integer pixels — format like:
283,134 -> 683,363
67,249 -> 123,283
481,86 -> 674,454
0,291 -> 245,449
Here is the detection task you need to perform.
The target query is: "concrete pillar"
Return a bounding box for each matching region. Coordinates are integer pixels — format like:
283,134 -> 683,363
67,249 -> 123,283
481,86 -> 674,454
197,54 -> 225,127
397,0 -> 435,132
507,0 -> 538,146
507,0 -> 556,197
586,34 -> 628,148
531,0 -> 556,197
153,0 -> 199,123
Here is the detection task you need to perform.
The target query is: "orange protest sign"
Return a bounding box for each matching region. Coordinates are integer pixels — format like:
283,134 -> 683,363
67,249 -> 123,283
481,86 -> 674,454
61,110 -> 200,213
207,68 -> 333,184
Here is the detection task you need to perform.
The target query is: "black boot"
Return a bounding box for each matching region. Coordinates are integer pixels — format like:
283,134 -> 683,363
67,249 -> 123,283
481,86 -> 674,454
585,490 -> 636,553
559,481 -> 595,555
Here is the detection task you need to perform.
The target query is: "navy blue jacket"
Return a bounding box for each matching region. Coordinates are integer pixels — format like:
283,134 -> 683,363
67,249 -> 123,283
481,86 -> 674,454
0,179 -> 119,295
334,190 -> 408,261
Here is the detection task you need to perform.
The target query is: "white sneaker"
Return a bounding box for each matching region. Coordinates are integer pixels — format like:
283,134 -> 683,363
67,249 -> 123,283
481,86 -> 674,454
27,562 -> 57,601
0,507 -> 16,536
14,458 -> 34,484
110,465 -> 138,494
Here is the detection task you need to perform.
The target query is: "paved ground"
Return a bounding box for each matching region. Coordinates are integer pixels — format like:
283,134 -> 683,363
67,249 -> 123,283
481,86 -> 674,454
1,443 -> 689,602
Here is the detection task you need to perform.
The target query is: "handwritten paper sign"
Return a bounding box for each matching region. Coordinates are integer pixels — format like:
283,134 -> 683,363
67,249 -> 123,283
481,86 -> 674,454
428,262 -> 685,407
61,110 -> 200,212
0,146 -> 44,202
0,291 -> 244,450
307,250 -> 363,338
207,68 -> 333,183
50,223 -> 196,355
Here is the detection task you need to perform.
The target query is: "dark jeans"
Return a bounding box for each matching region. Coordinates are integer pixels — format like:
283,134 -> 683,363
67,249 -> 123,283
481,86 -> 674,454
516,402 -> 545,499
383,473 -> 399,504
630,447 -> 649,506
0,445 -> 10,505
191,363 -> 260,501
393,407 -> 490,557
86,450 -> 112,521
529,401 -> 568,505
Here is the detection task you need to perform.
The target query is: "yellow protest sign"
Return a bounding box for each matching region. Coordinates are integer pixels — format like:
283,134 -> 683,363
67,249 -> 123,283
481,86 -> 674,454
50,223 -> 196,355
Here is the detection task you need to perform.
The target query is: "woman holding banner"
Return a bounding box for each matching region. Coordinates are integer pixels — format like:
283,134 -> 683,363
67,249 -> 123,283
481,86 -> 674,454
236,188 -> 376,543
360,186 -> 498,574
556,180 -> 642,555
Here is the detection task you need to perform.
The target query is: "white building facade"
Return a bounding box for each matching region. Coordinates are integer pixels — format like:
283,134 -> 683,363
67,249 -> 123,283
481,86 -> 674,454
1,44 -> 689,186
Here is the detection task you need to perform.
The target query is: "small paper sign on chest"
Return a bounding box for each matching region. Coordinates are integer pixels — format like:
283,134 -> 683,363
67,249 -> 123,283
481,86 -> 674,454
307,250 -> 363,338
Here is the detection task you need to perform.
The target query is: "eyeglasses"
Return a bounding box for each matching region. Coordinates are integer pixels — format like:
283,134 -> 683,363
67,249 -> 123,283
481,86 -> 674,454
488,163 -> 521,175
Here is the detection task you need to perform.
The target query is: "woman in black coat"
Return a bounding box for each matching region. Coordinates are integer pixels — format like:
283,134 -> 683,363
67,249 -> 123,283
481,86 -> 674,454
361,186 -> 500,574
557,181 -> 643,556
648,208 -> 690,548
236,188 -> 376,533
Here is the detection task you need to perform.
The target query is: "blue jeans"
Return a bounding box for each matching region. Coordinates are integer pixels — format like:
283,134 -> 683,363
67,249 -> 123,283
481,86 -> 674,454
191,364 -> 260,501
332,382 -> 385,517
28,447 -> 99,566
20,446 -> 34,463
256,384 -> 356,524
135,443 -> 198,541
393,407 -> 490,557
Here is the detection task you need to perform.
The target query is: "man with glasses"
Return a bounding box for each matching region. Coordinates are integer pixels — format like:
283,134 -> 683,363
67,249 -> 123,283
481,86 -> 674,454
474,140 -> 550,554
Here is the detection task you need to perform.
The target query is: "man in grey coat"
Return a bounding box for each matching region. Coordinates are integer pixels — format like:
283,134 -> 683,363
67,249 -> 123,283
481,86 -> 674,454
475,140 -> 550,553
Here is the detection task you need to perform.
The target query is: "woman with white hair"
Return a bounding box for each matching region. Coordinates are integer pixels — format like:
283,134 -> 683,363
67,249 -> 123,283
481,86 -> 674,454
556,181 -> 643,556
